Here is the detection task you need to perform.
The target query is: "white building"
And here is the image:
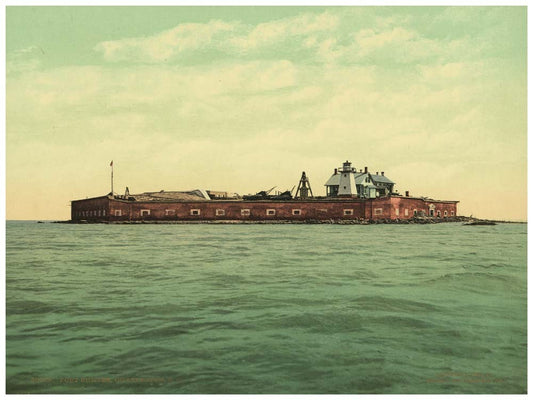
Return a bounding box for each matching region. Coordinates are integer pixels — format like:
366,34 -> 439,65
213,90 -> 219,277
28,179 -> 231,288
324,160 -> 395,198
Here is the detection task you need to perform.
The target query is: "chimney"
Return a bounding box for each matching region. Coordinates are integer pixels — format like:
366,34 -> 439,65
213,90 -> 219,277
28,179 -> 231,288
405,191 -> 409,197
334,168 -> 338,174
359,169 -> 362,173
364,166 -> 368,173
376,172 -> 379,175
381,171 -> 384,176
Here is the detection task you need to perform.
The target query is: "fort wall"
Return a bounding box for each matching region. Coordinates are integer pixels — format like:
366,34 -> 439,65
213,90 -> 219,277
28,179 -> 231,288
71,196 -> 458,222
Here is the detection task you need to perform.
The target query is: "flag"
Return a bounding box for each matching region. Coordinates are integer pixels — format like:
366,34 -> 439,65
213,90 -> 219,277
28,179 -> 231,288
110,160 -> 113,167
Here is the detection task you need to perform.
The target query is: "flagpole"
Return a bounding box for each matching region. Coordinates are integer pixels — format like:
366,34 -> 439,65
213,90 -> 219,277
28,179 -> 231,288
110,161 -> 114,195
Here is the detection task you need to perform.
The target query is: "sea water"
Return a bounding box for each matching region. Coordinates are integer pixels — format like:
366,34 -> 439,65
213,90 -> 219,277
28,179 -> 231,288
5,221 -> 527,394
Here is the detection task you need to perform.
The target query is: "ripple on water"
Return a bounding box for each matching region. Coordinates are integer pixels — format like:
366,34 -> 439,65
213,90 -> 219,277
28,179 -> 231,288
5,222 -> 527,394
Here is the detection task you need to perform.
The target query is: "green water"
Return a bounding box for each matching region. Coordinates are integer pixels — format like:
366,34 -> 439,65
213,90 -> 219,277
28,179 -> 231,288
6,221 -> 527,394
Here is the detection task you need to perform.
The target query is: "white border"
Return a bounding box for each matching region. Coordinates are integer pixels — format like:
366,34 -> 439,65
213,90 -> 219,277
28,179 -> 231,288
2,4 -> 529,400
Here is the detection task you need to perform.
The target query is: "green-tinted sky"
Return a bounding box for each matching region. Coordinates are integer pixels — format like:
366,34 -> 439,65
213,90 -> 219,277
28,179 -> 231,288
6,6 -> 527,220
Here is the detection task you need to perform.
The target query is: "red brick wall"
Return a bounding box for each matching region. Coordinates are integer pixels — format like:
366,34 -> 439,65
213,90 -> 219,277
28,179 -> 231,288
371,197 -> 458,219
71,197 -> 110,221
107,199 -> 367,221
72,196 -> 458,221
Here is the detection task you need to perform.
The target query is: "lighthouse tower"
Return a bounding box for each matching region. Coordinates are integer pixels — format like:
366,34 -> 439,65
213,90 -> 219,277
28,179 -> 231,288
337,160 -> 357,196
325,160 -> 366,197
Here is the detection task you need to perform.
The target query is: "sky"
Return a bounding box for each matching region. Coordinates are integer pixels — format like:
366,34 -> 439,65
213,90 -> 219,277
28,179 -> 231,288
6,6 -> 527,221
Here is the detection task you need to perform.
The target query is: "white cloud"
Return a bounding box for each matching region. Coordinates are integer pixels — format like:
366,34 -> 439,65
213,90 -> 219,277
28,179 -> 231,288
93,11 -> 343,64
417,61 -> 488,85
229,11 -> 339,51
95,20 -> 238,63
7,46 -> 43,74
90,9 -> 498,71
355,27 -> 416,54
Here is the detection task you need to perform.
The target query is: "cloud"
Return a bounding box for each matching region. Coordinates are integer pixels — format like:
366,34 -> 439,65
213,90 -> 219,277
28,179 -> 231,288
355,27 -> 416,53
228,11 -> 339,51
6,59 -> 302,151
95,19 -> 239,63
7,45 -> 44,74
93,11 -> 342,64
92,8 -> 501,69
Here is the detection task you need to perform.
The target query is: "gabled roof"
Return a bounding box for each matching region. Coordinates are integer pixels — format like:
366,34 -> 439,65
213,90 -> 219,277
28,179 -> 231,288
353,173 -> 378,188
325,171 -> 388,187
353,173 -> 368,184
324,174 -> 341,186
370,174 -> 395,184
325,171 -> 367,186
325,171 -> 364,187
